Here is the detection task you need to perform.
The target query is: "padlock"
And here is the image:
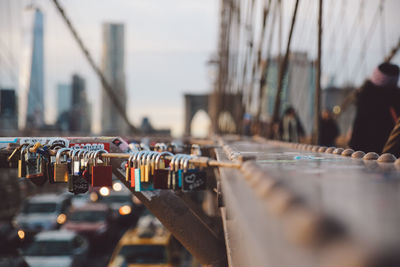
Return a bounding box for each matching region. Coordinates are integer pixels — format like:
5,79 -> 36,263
79,150 -> 91,183
87,151 -> 96,176
54,148 -> 71,183
182,156 -> 207,192
71,149 -> 81,176
68,149 -> 83,193
153,151 -> 173,189
143,151 -> 159,191
25,149 -> 44,179
139,151 -> 152,190
172,154 -> 186,190
125,155 -> 132,182
47,154 -> 56,184
134,151 -> 148,192
178,155 -> 191,189
68,173 -> 89,194
91,150 -> 112,187
144,152 -> 155,183
18,145 -> 28,178
139,151 -> 148,183
130,152 -> 139,188
169,154 -> 181,189
25,145 -> 47,186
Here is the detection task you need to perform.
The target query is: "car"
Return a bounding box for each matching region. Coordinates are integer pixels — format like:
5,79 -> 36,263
0,220 -> 21,254
13,194 -> 72,239
61,203 -> 115,248
70,192 -> 92,208
22,230 -> 88,267
108,215 -> 182,267
96,189 -> 143,226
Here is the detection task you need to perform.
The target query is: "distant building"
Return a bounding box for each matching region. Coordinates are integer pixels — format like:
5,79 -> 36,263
57,83 -> 72,118
140,117 -> 171,136
101,23 -> 127,135
69,74 -> 91,133
26,8 -> 44,129
0,89 -> 18,131
263,52 -> 315,135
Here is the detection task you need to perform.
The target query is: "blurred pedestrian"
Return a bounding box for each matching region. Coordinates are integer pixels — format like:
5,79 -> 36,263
382,117 -> 400,157
279,106 -> 305,142
349,62 -> 400,153
243,113 -> 252,136
319,110 -> 339,147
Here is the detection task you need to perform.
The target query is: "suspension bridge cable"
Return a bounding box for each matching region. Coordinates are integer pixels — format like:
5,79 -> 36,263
249,0 -> 273,114
256,0 -> 279,122
270,0 -> 301,132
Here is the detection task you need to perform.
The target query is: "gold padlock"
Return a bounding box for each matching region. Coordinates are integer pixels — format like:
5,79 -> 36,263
144,152 -> 156,183
138,151 -> 149,182
18,145 -> 28,178
54,147 -> 71,183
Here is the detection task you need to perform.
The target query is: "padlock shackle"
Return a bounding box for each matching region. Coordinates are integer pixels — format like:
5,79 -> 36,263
128,151 -> 140,167
55,148 -> 72,164
131,151 -> 140,168
175,154 -> 186,171
93,149 -> 108,166
70,149 -> 80,159
180,155 -> 192,172
140,151 -> 151,166
135,151 -> 148,167
77,149 -> 87,159
155,151 -> 173,170
183,155 -> 194,172
145,151 -> 158,165
20,144 -> 30,157
171,154 -> 184,172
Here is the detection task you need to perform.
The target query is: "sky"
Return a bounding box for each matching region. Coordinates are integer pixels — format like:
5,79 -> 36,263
0,0 -> 219,136
0,0 -> 399,137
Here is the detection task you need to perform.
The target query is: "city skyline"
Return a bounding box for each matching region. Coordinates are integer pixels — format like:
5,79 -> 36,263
0,0 -> 399,136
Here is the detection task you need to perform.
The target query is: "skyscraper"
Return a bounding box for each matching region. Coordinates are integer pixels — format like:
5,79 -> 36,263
0,89 -> 18,131
26,8 -> 44,129
57,83 -> 72,117
101,23 -> 127,135
70,74 -> 91,133
263,52 -> 314,135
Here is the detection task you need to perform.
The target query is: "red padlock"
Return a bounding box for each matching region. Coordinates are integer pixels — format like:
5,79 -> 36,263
91,150 -> 112,187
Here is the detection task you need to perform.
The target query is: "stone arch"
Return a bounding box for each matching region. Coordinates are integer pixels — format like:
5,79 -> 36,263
218,111 -> 237,133
184,92 -> 244,136
191,109 -> 212,138
184,94 -> 209,136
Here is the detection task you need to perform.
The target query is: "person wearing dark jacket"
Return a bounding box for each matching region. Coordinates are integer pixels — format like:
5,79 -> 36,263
279,107 -> 305,143
319,110 -> 339,147
349,62 -> 400,153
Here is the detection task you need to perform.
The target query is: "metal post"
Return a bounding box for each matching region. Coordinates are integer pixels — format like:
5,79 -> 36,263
313,0 -> 323,145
